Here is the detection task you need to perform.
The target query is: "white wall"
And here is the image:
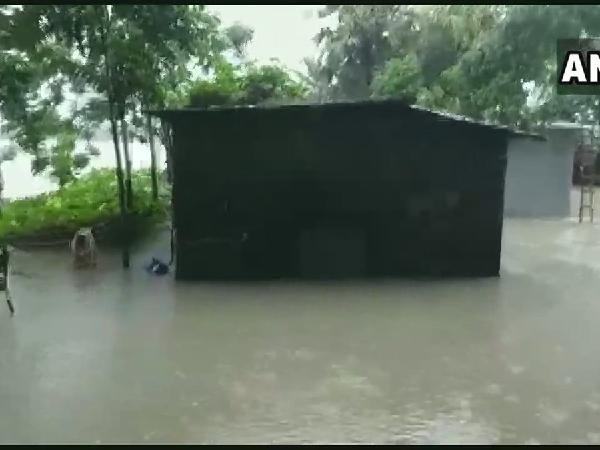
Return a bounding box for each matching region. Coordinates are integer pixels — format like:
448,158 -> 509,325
504,128 -> 579,218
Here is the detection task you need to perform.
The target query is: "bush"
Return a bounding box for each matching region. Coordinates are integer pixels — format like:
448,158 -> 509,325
186,61 -> 308,108
0,168 -> 169,244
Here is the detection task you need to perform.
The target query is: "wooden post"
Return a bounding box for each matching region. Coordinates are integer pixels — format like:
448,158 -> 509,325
147,114 -> 159,201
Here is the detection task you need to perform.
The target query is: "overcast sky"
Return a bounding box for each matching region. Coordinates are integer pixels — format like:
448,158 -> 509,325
208,5 -> 333,74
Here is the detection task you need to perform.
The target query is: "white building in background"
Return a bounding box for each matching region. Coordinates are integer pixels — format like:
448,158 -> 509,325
504,122 -> 586,218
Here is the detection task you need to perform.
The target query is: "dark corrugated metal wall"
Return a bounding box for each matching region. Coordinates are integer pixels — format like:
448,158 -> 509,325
170,104 -> 508,280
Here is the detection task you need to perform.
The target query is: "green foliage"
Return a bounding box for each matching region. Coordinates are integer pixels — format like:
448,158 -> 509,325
241,64 -> 308,105
0,144 -> 18,163
188,80 -> 236,107
371,54 -> 423,103
0,9 -> 98,183
0,168 -> 168,242
0,4 -> 236,250
300,57 -> 331,102
0,51 -> 38,119
187,61 -> 308,107
427,5 -> 600,127
224,22 -> 254,58
311,4 -> 600,128
3,105 -> 61,157
2,102 -> 99,187
49,127 -> 79,187
314,5 -> 414,100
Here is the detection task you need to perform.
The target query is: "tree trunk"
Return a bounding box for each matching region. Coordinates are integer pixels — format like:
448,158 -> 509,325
109,114 -> 130,268
0,163 -> 4,213
161,121 -> 174,185
121,118 -> 133,210
147,114 -> 159,201
103,5 -> 129,269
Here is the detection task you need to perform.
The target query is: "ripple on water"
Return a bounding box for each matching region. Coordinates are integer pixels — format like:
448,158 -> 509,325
409,413 -> 501,445
483,383 -> 502,396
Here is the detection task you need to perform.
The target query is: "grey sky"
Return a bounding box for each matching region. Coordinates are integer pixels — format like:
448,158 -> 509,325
208,5 -> 334,74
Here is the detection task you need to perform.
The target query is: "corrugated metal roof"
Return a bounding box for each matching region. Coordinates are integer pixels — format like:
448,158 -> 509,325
408,104 -> 545,140
148,98 -> 545,141
548,121 -> 591,130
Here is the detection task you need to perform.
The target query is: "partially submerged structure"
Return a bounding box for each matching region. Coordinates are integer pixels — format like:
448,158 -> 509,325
504,122 -> 583,218
152,100 -> 537,281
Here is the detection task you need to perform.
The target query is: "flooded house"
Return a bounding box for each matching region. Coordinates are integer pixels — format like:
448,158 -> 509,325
152,100 -> 537,281
504,122 -> 584,218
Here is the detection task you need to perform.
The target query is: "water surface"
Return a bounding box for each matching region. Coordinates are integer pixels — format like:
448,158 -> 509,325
1,219 -> 600,444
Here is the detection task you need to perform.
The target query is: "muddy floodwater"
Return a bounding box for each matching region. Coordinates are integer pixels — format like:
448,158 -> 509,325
1,218 -> 600,444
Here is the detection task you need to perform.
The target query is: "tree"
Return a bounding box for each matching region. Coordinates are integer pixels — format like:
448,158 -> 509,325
0,9 -> 35,201
371,54 -> 423,103
9,5 -> 226,267
314,5 -> 416,100
414,5 -> 600,128
239,63 -> 308,105
300,57 -> 331,102
312,5 -> 600,130
489,5 -> 600,127
1,7 -> 105,208
186,60 -> 308,108
224,22 -> 254,59
131,8 -> 234,194
48,124 -> 89,188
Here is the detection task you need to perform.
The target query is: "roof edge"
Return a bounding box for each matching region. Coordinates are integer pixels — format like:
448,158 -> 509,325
145,99 -> 545,141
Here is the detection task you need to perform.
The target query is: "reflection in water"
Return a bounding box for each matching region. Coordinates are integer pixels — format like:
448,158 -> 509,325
1,219 -> 600,443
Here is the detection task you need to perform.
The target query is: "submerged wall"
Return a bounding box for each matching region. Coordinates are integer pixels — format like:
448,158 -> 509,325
504,127 -> 580,218
168,103 -> 509,280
